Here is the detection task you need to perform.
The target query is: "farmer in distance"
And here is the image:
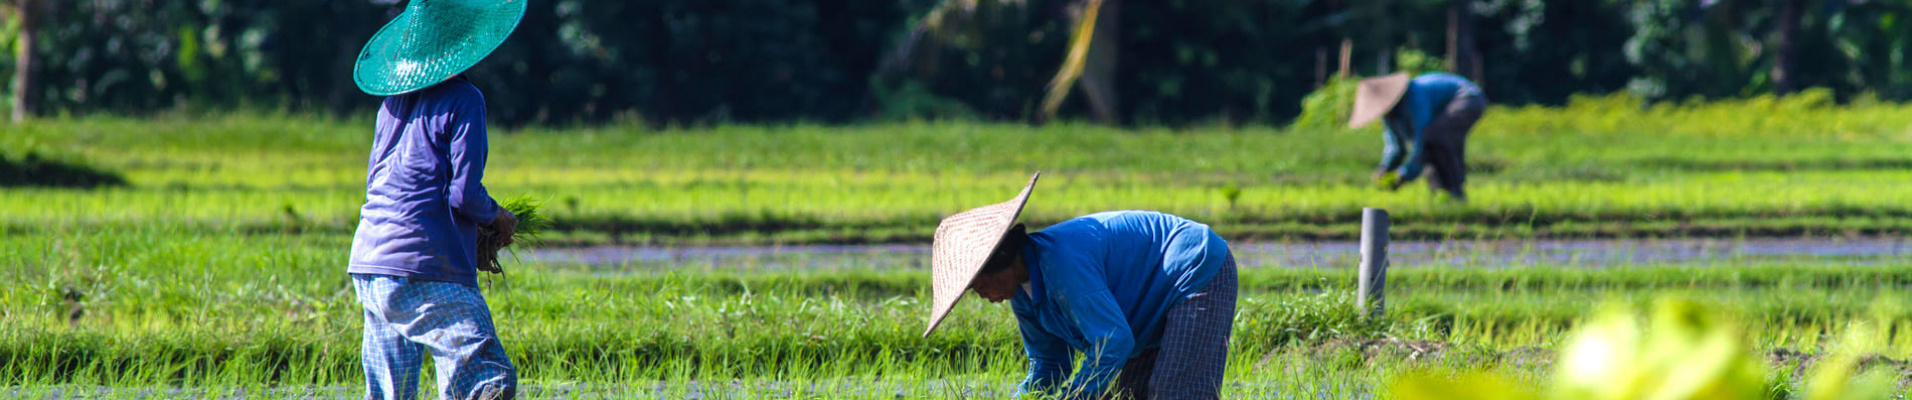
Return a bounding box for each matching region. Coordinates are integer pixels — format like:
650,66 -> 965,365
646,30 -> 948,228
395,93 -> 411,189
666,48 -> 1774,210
1350,72 -> 1487,201
923,173 -> 1239,400
345,0 -> 526,399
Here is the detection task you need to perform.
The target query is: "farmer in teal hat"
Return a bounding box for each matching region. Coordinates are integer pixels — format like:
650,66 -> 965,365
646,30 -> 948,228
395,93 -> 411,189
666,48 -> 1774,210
346,0 -> 526,399
1349,72 -> 1487,201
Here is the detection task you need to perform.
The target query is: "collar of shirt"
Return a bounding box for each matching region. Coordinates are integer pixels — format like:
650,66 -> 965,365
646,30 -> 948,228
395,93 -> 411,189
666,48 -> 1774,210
1018,245 -> 1047,305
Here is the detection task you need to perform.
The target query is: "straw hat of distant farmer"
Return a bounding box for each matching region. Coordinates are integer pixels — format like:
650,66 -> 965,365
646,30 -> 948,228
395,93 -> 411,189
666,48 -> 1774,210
923,172 -> 1040,337
1347,73 -> 1411,129
353,0 -> 527,96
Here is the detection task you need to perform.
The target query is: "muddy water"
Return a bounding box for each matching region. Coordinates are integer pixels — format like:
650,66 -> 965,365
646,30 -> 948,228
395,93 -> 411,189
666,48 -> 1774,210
526,238 -> 1912,272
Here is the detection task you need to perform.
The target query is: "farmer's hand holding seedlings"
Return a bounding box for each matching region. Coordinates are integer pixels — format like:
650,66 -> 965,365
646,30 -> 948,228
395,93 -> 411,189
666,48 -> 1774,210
1373,170 -> 1400,191
477,196 -> 548,274
492,207 -> 519,248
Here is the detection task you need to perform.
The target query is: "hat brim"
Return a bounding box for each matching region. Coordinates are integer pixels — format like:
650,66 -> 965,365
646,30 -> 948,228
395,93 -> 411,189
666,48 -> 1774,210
353,0 -> 527,96
1348,73 -> 1411,129
923,172 -> 1041,338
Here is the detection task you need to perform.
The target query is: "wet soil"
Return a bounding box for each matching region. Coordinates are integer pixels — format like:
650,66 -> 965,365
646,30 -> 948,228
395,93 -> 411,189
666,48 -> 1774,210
527,238 -> 1912,271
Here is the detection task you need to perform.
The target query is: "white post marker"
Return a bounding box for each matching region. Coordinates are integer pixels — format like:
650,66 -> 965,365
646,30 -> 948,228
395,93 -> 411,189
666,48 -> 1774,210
1358,207 -> 1389,319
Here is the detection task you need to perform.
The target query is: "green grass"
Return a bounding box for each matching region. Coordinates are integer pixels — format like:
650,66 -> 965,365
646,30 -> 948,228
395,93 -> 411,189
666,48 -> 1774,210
9,93 -> 1912,244
12,95 -> 1912,395
10,228 -> 1912,390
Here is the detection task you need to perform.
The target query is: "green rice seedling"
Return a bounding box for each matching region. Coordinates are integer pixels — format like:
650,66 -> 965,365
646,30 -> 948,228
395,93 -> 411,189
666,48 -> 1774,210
478,194 -> 551,274
13,105 -> 1912,243
14,102 -> 1912,393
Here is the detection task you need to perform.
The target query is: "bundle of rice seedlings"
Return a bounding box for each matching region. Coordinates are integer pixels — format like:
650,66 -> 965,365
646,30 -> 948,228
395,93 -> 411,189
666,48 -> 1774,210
477,195 -> 550,274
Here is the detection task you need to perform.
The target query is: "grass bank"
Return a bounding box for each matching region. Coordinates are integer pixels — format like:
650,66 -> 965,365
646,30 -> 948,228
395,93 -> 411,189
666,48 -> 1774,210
7,93 -> 1912,243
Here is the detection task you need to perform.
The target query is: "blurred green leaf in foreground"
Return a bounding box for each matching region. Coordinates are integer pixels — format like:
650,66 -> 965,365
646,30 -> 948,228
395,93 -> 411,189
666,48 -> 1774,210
1388,298 -> 1894,400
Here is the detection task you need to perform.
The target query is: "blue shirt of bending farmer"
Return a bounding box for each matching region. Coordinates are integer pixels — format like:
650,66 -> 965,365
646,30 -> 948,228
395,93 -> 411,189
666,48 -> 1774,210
1010,210 -> 1230,399
1379,72 -> 1480,182
349,76 -> 499,288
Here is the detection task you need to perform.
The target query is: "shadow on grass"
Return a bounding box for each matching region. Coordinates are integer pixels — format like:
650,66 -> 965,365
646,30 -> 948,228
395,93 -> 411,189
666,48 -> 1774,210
1633,156 -> 1912,172
0,152 -> 125,189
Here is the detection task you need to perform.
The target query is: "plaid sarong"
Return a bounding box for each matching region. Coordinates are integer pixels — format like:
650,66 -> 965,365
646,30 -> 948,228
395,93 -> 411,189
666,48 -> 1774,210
1420,91 -> 1486,201
1111,256 -> 1239,400
353,274 -> 517,400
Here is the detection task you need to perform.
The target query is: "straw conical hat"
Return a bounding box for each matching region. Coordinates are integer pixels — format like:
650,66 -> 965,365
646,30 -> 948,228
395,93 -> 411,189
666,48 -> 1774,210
923,172 -> 1040,337
1348,73 -> 1411,129
354,0 -> 527,96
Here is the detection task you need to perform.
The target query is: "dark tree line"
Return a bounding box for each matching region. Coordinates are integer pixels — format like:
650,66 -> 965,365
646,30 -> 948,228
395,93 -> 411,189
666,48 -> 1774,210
1,0 -> 1908,126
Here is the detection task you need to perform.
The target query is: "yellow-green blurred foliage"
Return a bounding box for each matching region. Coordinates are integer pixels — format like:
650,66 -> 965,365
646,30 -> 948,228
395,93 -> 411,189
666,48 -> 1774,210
1387,298 -> 1895,400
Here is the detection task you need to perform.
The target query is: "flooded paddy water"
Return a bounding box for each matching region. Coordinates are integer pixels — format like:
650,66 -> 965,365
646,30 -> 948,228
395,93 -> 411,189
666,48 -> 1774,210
525,237 -> 1912,272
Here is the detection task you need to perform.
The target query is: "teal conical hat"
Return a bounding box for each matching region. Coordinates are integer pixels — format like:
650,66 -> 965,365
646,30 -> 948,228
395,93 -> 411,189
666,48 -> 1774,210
354,0 -> 527,96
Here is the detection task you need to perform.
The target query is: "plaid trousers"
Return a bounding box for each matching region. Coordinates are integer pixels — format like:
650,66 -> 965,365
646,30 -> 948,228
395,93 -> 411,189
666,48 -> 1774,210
353,274 -> 517,400
1111,256 -> 1238,400
1420,91 -> 1486,201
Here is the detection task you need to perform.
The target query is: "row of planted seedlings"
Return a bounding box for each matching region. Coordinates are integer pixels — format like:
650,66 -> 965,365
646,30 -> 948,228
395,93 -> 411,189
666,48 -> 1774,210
13,247 -> 1912,386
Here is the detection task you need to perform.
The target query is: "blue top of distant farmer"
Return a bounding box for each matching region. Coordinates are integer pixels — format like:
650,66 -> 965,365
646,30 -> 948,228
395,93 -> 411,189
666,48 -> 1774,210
1010,210 -> 1230,399
349,76 -> 499,287
1380,72 -> 1480,181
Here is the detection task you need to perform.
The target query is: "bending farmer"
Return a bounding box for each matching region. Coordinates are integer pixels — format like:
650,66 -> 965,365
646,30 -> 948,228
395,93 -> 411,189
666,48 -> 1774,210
1349,72 -> 1487,201
346,0 -> 527,399
923,173 -> 1239,400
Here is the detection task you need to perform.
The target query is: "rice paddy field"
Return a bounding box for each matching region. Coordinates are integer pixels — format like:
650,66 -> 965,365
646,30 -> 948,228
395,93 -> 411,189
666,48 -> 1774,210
11,93 -> 1912,397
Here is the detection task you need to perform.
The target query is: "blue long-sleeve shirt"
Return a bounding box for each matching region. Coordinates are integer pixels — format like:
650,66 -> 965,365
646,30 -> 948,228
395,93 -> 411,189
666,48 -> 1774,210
349,76 -> 499,288
1380,72 -> 1479,181
1010,211 -> 1231,399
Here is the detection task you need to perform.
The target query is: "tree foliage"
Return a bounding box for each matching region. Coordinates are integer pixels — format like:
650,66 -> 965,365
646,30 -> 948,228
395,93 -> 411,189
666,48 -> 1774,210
4,0 -> 1912,125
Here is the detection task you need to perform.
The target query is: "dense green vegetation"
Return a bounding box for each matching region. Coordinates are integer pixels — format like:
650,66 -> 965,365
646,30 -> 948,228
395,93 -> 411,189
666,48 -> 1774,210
19,1 -> 1912,125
